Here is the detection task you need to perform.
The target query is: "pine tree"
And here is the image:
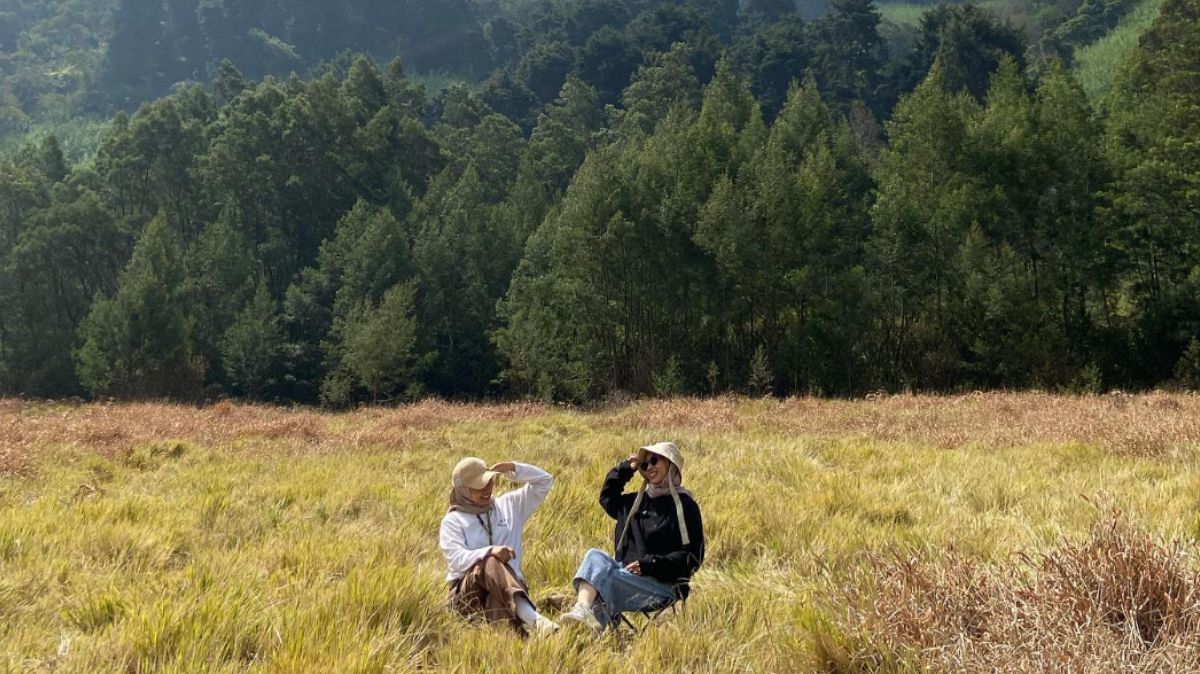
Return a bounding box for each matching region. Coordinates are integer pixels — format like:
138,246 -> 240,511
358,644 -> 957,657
808,0 -> 885,112
412,166 -> 512,395
524,77 -> 603,194
620,43 -> 704,133
37,136 -> 67,183
285,200 -> 412,401
340,280 -> 424,400
1104,0 -> 1200,383
76,216 -> 200,398
213,60 -> 247,106
868,62 -> 978,388
748,344 -> 773,395
220,276 -> 283,399
102,0 -> 170,107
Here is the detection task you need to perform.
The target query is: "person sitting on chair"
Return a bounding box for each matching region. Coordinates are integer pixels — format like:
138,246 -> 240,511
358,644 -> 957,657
439,456 -> 559,636
559,441 -> 705,633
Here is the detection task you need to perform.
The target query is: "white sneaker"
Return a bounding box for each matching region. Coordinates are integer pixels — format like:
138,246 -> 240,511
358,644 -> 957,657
558,602 -> 601,633
533,616 -> 559,636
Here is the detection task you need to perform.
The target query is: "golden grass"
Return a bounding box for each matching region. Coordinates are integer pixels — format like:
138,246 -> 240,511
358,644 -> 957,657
5,392 -> 1198,475
2,393 -> 1200,672
832,508 -> 1200,672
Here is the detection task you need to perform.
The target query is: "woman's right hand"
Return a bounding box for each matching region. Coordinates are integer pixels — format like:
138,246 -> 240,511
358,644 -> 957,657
488,545 -> 515,563
627,454 -> 639,471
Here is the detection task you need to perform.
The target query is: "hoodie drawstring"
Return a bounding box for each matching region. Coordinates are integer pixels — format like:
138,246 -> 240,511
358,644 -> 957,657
616,465 -> 690,555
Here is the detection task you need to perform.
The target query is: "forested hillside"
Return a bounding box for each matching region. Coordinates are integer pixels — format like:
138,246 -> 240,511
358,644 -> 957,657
0,0 -> 1195,403
0,0 -> 1156,142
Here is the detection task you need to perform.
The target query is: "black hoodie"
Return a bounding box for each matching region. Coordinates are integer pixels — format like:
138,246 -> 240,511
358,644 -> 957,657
599,461 -> 705,598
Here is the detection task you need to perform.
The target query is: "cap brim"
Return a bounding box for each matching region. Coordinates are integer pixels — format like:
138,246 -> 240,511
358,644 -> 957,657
465,470 -> 500,490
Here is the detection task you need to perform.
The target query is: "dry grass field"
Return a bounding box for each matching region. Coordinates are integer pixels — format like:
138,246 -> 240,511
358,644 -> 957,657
3,393 -> 1200,673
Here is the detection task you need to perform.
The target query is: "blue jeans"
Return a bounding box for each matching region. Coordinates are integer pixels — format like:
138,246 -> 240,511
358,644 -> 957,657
572,548 -> 676,629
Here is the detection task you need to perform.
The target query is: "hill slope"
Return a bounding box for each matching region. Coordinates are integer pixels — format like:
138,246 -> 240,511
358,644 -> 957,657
1074,0 -> 1165,101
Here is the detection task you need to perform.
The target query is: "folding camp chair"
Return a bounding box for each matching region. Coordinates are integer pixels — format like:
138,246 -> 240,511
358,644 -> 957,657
613,588 -> 686,634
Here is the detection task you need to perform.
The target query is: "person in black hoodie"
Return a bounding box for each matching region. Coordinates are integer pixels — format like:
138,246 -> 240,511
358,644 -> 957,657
558,441 -> 704,632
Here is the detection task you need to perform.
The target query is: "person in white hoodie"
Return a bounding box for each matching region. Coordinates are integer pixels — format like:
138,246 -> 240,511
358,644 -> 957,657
439,456 -> 558,635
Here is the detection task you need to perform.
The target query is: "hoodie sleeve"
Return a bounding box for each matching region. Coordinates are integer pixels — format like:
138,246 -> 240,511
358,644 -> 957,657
497,462 -> 554,524
439,513 -> 490,582
639,497 -> 705,585
599,461 -> 636,520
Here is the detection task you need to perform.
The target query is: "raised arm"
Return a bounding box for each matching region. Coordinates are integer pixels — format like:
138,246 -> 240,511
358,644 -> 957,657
599,459 -> 636,520
496,462 -> 554,523
439,514 -> 490,579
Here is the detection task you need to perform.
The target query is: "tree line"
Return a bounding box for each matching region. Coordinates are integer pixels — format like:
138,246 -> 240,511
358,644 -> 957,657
0,0 -> 1154,146
0,0 -> 1196,403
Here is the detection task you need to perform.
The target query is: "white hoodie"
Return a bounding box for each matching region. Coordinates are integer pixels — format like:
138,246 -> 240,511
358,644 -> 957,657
438,462 -> 553,584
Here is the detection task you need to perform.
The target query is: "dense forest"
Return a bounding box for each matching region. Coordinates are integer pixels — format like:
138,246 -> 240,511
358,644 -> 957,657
0,0 -> 1196,403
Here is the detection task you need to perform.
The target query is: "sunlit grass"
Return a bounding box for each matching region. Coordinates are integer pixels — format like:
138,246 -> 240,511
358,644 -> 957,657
878,2 -> 932,26
877,0 -> 1010,27
1,394 -> 1199,671
1074,0 -> 1165,103
0,116 -> 110,164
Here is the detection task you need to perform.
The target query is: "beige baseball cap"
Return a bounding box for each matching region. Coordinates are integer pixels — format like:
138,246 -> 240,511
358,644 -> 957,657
639,441 -> 684,475
451,457 -> 499,490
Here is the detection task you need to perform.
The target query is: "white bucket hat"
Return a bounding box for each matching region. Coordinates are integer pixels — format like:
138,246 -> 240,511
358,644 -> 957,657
617,441 -> 691,553
640,441 -> 684,476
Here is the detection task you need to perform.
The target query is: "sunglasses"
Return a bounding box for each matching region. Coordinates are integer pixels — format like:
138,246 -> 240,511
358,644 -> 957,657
638,455 -> 663,471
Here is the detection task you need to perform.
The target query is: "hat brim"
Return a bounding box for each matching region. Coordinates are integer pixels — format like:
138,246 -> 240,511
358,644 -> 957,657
464,470 -> 500,490
639,444 -> 683,475
639,446 -> 674,464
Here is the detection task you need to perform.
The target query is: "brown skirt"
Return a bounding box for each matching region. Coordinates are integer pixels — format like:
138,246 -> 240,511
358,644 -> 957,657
449,556 -> 530,632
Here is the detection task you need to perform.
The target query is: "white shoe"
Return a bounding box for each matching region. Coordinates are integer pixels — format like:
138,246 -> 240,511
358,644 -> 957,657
558,602 -> 601,633
533,616 -> 559,636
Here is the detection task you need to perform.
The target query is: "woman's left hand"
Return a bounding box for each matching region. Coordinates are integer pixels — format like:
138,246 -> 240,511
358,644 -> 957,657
489,462 -> 516,474
624,560 -> 641,575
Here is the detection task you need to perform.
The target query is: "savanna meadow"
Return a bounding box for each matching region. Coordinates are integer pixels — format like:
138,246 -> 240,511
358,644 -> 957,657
4,393 -> 1200,673
3,0 -> 1200,669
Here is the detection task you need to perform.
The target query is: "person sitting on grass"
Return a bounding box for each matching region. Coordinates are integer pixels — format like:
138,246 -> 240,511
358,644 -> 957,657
559,441 -> 705,633
439,456 -> 559,636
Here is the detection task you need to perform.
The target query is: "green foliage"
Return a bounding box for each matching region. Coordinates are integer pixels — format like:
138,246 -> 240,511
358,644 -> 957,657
867,56 -> 1119,390
705,359 -> 721,394
220,278 -> 283,399
323,281 -> 420,404
620,42 -> 704,132
652,355 -> 686,397
809,0 -> 887,112
291,200 -> 413,403
188,216 -> 258,384
748,344 -> 774,395
517,41 -> 577,104
0,0 -> 1195,403
494,147 -> 624,402
411,165 -> 517,395
0,178 -> 130,395
731,15 -> 810,118
525,77 -> 603,194
75,216 -> 201,398
1174,339 -> 1200,390
1103,0 -> 1200,383
868,63 -> 976,387
894,4 -> 1027,102
1075,362 -> 1106,393
1044,0 -> 1141,57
